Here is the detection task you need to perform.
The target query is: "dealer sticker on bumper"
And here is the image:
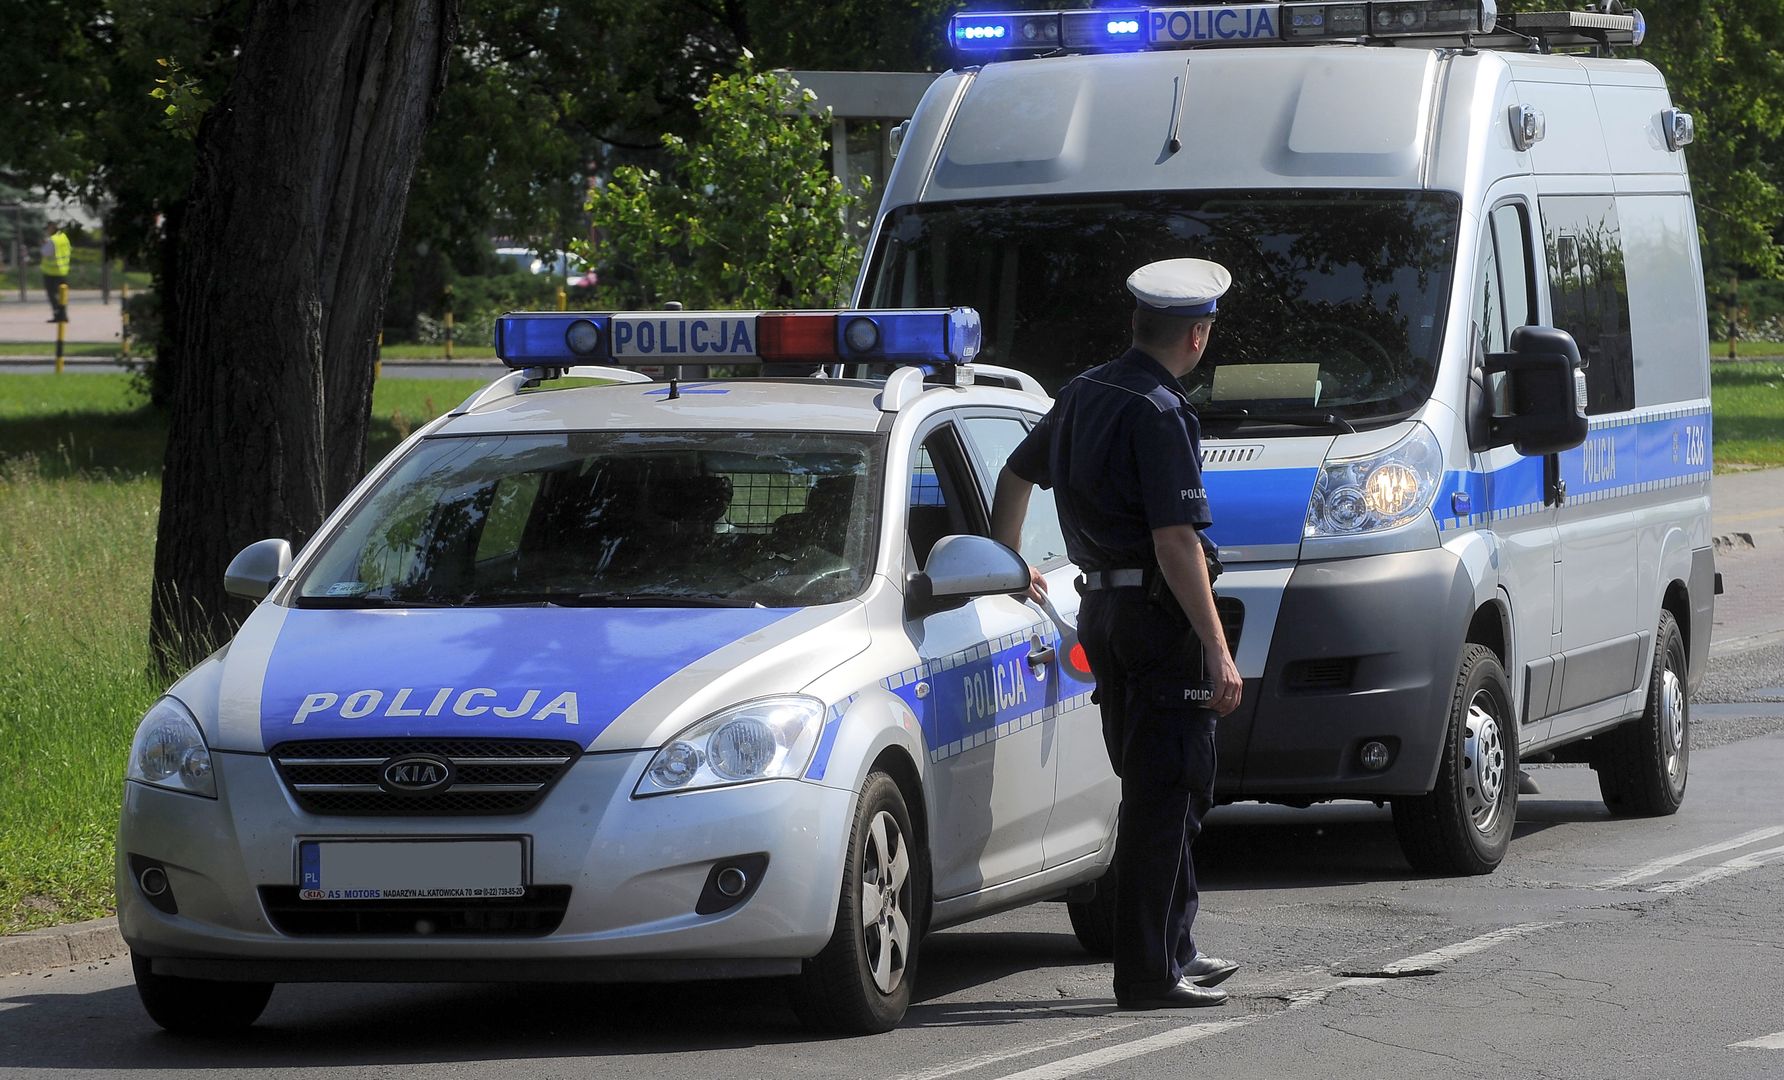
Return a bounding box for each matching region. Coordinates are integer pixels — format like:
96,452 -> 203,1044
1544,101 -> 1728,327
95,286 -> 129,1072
298,839 -> 525,900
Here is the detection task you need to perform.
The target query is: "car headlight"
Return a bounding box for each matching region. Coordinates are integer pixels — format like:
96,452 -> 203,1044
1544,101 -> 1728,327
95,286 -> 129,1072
634,696 -> 825,797
1305,423 -> 1443,537
126,697 -> 216,799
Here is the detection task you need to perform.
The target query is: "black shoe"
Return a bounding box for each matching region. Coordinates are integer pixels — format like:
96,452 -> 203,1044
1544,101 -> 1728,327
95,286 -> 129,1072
1181,952 -> 1240,988
1115,981 -> 1229,1010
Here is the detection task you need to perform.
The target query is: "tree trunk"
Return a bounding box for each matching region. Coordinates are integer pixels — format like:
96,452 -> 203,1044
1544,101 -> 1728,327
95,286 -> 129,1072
150,0 -> 458,675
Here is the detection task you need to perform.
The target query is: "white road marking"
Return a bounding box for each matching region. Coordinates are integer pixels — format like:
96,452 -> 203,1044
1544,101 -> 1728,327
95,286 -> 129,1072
886,1021 -> 1144,1080
1647,842 -> 1784,894
1591,826 -> 1784,889
1730,1030 -> 1784,1050
1281,922 -> 1557,1009
987,1016 -> 1263,1080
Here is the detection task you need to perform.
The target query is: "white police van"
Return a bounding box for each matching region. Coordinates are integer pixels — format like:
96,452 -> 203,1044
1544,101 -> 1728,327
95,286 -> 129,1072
118,306 -> 1109,1035
860,1 -> 1713,874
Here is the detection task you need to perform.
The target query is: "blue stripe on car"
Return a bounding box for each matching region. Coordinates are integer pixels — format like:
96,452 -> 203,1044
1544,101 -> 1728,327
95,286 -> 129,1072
258,606 -> 795,748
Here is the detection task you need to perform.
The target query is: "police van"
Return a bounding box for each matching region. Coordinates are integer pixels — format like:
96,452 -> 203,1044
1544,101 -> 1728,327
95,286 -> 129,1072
860,1 -> 1713,875
118,306 -> 1112,1036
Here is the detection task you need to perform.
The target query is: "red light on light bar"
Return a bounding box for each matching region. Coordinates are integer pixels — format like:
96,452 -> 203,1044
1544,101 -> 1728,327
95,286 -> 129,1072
757,313 -> 839,361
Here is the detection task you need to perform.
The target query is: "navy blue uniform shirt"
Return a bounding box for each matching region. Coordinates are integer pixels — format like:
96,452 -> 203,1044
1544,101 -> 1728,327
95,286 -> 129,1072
1008,347 -> 1212,573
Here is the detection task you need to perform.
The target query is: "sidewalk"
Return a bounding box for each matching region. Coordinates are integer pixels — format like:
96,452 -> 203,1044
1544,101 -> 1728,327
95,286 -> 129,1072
1710,466 -> 1784,551
0,288 -> 124,345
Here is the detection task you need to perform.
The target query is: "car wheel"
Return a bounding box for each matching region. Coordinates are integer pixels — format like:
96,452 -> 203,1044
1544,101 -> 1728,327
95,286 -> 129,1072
791,771 -> 922,1034
1596,610 -> 1689,817
1066,866 -> 1116,957
1391,644 -> 1518,876
131,952 -> 273,1034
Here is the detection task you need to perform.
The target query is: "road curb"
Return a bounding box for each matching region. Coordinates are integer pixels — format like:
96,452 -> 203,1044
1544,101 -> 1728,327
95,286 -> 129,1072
1,916 -> 126,976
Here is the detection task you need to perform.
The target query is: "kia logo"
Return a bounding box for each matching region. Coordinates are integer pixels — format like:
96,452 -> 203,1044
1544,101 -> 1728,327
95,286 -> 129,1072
379,754 -> 454,795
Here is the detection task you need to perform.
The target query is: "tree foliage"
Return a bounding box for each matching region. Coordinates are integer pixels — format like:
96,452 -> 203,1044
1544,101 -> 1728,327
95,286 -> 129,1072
581,56 -> 868,309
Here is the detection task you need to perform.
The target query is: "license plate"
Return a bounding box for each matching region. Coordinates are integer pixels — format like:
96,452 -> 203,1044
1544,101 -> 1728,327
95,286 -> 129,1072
298,840 -> 525,901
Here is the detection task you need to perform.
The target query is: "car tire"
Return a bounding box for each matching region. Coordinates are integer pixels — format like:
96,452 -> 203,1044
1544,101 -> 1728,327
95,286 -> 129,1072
791,771 -> 923,1034
1066,866 -> 1116,958
1595,610 -> 1689,817
131,952 -> 273,1033
1391,644 -> 1518,876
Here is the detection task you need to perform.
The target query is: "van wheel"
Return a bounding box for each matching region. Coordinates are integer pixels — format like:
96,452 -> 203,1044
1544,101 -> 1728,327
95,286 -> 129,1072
791,771 -> 922,1034
1596,611 -> 1689,816
131,952 -> 273,1033
1066,866 -> 1116,957
1392,644 -> 1517,876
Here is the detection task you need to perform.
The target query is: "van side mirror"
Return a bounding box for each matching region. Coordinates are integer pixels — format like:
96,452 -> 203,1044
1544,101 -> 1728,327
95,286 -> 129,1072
906,534 -> 1030,618
224,538 -> 293,601
1483,325 -> 1589,457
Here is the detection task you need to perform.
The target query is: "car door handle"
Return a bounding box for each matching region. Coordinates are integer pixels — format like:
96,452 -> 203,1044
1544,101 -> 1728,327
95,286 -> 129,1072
1027,637 -> 1056,667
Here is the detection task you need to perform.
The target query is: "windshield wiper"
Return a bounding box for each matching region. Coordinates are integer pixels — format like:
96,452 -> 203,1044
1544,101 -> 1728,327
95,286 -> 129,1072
570,592 -> 765,608
294,596 -> 453,609
1195,406 -> 1356,435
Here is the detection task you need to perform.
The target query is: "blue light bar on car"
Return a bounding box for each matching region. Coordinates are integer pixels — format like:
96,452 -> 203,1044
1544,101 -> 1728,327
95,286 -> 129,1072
948,0 -> 1495,51
492,309 -> 983,370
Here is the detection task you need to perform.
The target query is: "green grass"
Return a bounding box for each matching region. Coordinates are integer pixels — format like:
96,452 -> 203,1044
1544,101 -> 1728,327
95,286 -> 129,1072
0,343 -> 130,358
0,373 -> 483,933
1711,339 -> 1784,359
382,342 -> 496,360
1710,361 -> 1784,471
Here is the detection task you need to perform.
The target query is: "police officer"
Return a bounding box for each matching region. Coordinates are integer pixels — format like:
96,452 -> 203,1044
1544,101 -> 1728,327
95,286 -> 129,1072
990,258 -> 1242,1009
41,222 -> 71,324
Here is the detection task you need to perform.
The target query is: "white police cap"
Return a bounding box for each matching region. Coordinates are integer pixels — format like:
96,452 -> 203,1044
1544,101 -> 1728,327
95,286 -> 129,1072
1126,258 -> 1232,318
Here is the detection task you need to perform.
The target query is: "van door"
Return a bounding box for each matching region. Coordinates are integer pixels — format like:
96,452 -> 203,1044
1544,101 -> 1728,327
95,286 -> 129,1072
1538,196 -> 1645,727
1471,196 -> 1560,745
902,419 -> 1058,898
954,412 -> 1111,869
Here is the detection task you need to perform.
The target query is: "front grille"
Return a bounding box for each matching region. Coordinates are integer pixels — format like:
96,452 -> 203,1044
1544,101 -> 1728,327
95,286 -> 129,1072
270,738 -> 581,816
1217,596 -> 1245,653
260,885 -> 571,936
1285,657 -> 1357,691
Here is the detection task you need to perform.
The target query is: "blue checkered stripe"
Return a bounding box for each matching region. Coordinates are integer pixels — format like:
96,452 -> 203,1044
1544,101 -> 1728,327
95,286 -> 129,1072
803,617 -> 1095,779
1437,405 -> 1712,533
885,617 -> 1094,765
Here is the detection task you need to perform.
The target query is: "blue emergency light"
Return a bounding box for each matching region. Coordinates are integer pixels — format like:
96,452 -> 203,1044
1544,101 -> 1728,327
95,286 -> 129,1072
493,308 -> 983,371
948,0 -> 1499,51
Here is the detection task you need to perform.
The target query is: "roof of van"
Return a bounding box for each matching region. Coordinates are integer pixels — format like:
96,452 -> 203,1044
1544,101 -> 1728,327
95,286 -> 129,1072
896,46 -> 1675,203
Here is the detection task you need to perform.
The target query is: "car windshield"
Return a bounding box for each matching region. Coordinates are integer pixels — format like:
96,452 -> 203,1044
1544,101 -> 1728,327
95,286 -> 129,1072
294,431 -> 882,608
863,190 -> 1461,425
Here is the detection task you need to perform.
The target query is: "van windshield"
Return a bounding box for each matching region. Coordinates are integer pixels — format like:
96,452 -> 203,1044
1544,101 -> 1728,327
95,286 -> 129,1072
863,190 -> 1461,425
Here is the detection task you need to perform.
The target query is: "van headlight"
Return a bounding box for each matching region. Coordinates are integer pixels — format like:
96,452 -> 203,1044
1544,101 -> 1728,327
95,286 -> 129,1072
126,697 -> 217,799
635,696 -> 825,797
1305,424 -> 1443,537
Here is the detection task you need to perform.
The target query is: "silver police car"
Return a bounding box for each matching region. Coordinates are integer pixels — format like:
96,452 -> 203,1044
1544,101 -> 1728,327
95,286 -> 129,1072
117,308 -> 1117,1035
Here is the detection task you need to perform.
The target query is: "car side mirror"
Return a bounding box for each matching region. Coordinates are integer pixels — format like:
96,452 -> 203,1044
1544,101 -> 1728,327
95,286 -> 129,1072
224,538 -> 293,602
1483,325 -> 1589,457
905,534 -> 1030,618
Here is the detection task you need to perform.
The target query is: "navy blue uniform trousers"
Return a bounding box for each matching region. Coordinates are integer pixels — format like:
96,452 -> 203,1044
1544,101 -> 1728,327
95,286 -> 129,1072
1079,585 -> 1218,997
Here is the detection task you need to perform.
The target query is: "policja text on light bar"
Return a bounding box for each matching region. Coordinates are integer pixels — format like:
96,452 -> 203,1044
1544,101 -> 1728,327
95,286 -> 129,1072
949,0 -> 1500,50
492,308 -> 983,370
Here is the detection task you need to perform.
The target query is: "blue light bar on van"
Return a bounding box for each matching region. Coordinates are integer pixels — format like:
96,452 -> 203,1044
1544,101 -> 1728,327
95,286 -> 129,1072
948,0 -> 1494,51
492,309 -> 983,369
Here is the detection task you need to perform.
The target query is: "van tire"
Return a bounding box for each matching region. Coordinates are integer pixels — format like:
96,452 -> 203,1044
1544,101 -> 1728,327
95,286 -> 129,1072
1596,611 -> 1689,817
1066,867 -> 1117,957
1392,644 -> 1518,876
131,952 -> 273,1033
791,771 -> 922,1034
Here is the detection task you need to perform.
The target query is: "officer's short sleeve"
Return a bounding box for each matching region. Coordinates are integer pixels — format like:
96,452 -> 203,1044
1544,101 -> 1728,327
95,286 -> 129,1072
1007,410 -> 1056,488
1134,406 -> 1212,530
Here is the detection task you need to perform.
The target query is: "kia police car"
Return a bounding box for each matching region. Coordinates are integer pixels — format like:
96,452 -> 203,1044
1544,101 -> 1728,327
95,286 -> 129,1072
117,306 -> 1110,1035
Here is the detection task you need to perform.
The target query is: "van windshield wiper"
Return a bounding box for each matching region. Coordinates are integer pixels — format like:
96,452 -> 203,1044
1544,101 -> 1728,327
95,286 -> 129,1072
1194,406 -> 1356,435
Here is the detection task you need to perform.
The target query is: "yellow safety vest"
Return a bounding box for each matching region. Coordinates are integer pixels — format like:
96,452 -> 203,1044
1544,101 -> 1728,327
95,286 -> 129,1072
45,232 -> 71,277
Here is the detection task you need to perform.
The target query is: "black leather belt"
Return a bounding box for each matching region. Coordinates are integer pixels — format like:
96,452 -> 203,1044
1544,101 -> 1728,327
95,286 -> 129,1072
1080,568 -> 1149,591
